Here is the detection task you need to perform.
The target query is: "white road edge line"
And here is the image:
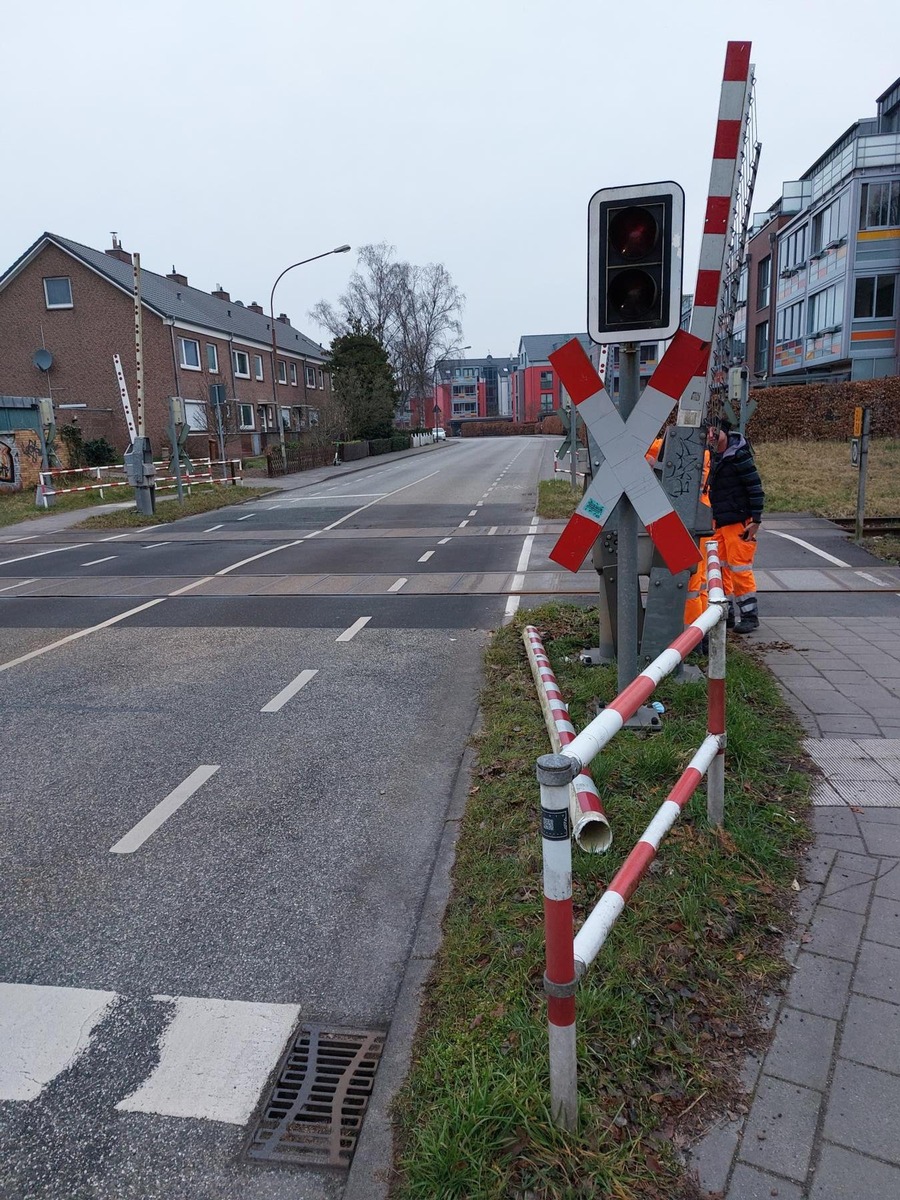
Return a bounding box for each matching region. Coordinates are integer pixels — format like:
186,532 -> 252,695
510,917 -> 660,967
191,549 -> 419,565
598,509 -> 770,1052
261,669 -> 318,713
0,578 -> 37,593
389,578 -> 408,592
204,525 -> 223,532
504,515 -> 540,623
6,534 -> 39,543
0,543 -> 90,567
109,765 -> 220,854
857,571 -> 887,586
237,514 -> 255,520
82,556 -> 118,566
144,542 -> 171,550
99,533 -> 133,542
766,529 -> 851,567
336,616 -> 371,642
418,550 -> 435,562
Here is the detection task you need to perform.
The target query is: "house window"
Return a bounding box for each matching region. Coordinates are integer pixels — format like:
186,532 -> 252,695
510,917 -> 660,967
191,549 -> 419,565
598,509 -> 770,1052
290,363 -> 298,386
179,338 -> 201,370
807,282 -> 844,335
257,404 -> 275,431
776,300 -> 804,343
781,226 -> 807,270
277,360 -> 287,384
206,343 -> 219,373
239,403 -> 255,430
859,181 -> 900,230
184,400 -> 208,431
253,354 -> 264,381
539,370 -> 553,388
854,275 -> 897,319
281,407 -> 291,430
736,264 -> 748,304
318,369 -> 325,388
756,256 -> 771,308
811,196 -> 847,252
232,349 -> 250,378
540,392 -> 554,413
305,366 -> 317,387
463,367 -> 475,378
754,322 -> 769,374
43,277 -> 73,308
639,344 -> 657,363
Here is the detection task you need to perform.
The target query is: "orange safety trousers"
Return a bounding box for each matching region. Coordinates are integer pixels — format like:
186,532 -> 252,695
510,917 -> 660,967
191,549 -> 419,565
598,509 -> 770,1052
684,523 -> 757,625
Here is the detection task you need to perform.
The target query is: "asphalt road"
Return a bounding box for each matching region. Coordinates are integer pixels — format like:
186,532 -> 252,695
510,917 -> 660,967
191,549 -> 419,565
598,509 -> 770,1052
3,437 -> 900,1200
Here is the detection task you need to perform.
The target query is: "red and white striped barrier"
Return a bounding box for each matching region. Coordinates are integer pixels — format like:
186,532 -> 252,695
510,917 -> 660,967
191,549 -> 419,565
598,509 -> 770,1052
537,542 -> 728,1130
523,626 -> 611,854
38,459 -> 241,503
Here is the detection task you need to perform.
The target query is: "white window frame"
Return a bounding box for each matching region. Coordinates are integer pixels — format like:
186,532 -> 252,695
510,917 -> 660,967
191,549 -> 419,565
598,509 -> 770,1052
184,400 -> 208,431
239,403 -> 255,430
305,366 -> 317,388
43,276 -> 73,309
179,337 -> 201,371
253,354 -> 264,381
290,362 -> 298,386
318,369 -> 325,389
232,349 -> 251,378
206,343 -> 219,373
277,360 -> 287,385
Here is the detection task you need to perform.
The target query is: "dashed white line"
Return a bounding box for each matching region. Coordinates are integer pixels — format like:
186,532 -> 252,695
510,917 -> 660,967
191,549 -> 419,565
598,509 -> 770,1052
99,533 -> 133,543
504,515 -> 539,622
438,538 -> 451,545
458,520 -> 469,528
237,513 -> 255,520
336,616 -> 371,642
82,556 -> 118,566
389,578 -> 408,592
489,526 -> 498,536
204,524 -> 223,533
0,544 -> 89,566
6,534 -> 39,543
418,550 -> 435,563
109,765 -> 220,854
476,501 -> 484,507
0,578 -> 37,593
144,542 -> 170,550
857,571 -> 887,586
261,669 -> 318,713
468,510 -> 477,517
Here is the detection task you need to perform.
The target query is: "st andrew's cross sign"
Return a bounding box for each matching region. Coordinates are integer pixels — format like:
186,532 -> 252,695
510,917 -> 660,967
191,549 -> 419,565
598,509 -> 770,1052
548,329 -> 709,575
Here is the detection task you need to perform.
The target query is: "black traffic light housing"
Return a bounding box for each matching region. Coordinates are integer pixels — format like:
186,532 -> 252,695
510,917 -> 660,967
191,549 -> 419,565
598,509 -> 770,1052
588,181 -> 684,344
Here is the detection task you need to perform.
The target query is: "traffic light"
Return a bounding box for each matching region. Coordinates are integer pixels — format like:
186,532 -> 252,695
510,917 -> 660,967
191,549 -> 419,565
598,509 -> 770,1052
588,181 -> 684,344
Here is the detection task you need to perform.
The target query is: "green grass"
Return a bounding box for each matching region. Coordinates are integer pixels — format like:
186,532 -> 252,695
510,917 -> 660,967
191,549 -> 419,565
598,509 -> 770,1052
71,485 -> 269,528
0,484 -> 117,527
392,604 -> 810,1200
538,479 -> 583,519
756,438 -> 900,517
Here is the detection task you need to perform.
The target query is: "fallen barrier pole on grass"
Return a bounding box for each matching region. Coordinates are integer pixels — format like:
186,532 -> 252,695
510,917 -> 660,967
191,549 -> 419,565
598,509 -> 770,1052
537,543 -> 727,1131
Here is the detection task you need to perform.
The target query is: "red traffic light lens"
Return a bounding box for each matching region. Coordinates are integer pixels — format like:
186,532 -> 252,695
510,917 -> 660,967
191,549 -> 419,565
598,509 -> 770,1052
608,206 -> 659,259
607,269 -> 658,321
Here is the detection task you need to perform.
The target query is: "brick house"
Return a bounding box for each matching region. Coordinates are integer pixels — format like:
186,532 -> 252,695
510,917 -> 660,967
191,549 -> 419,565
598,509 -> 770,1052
0,233 -> 334,458
432,354 -> 516,429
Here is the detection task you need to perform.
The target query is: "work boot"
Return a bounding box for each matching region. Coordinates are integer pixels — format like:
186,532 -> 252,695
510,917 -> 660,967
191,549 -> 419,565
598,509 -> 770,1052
733,595 -> 759,634
726,599 -> 736,629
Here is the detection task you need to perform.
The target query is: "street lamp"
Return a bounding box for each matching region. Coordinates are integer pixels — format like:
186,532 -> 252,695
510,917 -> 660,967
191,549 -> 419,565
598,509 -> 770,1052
269,244 -> 351,470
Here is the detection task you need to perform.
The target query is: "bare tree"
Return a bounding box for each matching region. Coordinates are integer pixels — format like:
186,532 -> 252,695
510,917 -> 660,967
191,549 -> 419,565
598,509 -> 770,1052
309,243 -> 403,349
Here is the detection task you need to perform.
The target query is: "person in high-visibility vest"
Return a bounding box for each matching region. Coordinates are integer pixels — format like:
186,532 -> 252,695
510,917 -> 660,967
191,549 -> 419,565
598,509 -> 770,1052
684,448 -> 713,626
705,418 -> 764,633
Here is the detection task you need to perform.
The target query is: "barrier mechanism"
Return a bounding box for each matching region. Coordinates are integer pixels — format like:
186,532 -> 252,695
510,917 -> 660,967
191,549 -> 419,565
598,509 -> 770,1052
536,543 -> 727,1130
523,626 -> 611,854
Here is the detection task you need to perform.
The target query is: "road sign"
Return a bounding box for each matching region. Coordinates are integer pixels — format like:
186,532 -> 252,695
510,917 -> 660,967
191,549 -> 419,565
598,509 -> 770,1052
588,182 -> 685,344
853,406 -> 863,438
548,329 -> 708,574
851,438 -> 860,467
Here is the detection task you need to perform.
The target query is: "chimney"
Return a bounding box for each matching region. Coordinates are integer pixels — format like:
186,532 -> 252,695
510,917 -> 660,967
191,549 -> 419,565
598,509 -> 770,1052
105,232 -> 132,264
248,301 -> 264,314
166,265 -> 188,286
277,312 -> 290,325
212,284 -> 230,301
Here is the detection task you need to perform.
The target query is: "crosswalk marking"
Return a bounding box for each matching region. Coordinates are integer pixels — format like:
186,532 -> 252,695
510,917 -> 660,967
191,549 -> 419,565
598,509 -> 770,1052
0,982 -> 116,1101
116,995 -> 300,1125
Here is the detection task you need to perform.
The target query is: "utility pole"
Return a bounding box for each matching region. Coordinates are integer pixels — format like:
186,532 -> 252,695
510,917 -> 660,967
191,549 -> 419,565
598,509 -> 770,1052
124,253 -> 157,515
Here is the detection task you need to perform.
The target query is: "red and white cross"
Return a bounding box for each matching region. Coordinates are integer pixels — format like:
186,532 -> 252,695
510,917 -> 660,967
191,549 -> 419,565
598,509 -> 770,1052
548,329 -> 709,575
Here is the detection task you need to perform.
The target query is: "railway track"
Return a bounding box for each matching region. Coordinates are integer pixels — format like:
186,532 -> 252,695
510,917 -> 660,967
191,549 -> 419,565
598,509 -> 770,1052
832,516 -> 900,536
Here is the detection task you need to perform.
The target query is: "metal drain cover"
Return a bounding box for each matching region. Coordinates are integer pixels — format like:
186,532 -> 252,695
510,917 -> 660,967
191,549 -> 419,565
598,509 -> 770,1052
247,1024 -> 385,1170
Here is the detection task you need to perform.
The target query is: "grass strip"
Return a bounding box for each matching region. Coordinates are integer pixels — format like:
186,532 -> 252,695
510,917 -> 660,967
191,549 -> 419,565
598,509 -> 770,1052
538,479 -> 583,519
0,485 -> 117,527
392,603 -> 810,1200
70,485 -> 270,528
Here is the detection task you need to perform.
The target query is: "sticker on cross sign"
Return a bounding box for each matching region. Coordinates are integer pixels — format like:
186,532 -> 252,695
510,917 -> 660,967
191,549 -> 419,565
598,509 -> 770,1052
584,498 -> 605,520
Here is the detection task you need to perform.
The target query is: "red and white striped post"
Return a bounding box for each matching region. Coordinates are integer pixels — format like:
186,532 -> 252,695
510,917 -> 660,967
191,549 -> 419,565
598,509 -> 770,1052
537,751 -> 579,1131
705,541 -> 728,826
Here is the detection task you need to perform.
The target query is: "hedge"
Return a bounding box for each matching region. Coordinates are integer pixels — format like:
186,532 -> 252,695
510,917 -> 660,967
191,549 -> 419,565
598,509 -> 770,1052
460,421 -> 540,437
747,376 -> 900,442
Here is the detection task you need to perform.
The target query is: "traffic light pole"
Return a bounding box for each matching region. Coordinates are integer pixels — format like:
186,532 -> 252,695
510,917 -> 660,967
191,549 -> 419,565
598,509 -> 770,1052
616,344 -> 640,693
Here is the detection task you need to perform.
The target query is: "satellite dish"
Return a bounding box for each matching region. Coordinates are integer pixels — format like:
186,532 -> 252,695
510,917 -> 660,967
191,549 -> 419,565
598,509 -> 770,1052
32,348 -> 53,371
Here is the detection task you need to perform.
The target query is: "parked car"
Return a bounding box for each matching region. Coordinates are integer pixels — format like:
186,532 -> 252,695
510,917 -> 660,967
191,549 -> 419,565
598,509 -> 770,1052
434,427 -> 446,440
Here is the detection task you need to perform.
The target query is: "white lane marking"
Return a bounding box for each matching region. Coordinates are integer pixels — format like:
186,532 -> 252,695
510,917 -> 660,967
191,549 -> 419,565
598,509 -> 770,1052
237,513 -> 255,520
216,539 -> 306,576
476,501 -> 484,507
204,524 -> 223,533
857,571 -> 887,586
0,983 -> 118,1101
0,579 -> 37,593
389,578 -> 408,592
438,538 -> 451,545
82,556 -> 118,566
489,526 -> 498,536
109,765 -> 220,854
261,669 -> 318,713
6,534 -> 39,543
766,529 -> 850,566
336,616 -> 371,642
144,542 -> 171,550
418,550 -> 435,563
169,577 -> 214,596
504,515 -> 540,622
300,493 -> 386,500
0,597 -> 167,675
458,520 -> 469,528
318,470 -> 440,533
116,995 -> 300,1125
468,510 -> 478,517
0,543 -> 89,567
266,504 -> 282,510
99,533 -> 133,542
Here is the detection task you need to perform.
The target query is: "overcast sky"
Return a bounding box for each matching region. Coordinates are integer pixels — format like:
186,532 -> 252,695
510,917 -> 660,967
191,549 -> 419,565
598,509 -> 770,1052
4,0 -> 898,359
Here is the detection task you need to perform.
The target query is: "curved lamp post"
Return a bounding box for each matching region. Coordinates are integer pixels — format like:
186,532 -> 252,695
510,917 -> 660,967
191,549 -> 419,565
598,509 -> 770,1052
269,244 -> 351,469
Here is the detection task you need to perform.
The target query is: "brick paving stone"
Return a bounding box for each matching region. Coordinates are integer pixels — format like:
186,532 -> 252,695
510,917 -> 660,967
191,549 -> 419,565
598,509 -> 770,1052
803,845 -> 837,884
852,940 -> 900,1004
820,868 -> 874,914
764,1007 -> 837,1090
817,716 -> 883,736
803,695 -> 867,715
838,993 -> 900,1074
811,808 -> 861,837
804,906 -> 865,962
727,1163 -> 804,1199
786,951 -> 852,1018
857,808 -> 900,827
865,894 -> 900,947
857,821 -> 900,857
814,833 -> 867,855
874,862 -> 900,900
689,1120 -> 740,1196
809,1144 -> 900,1200
738,1075 -> 822,1180
832,849 -> 880,878
792,882 -> 823,926
822,1059 -> 900,1165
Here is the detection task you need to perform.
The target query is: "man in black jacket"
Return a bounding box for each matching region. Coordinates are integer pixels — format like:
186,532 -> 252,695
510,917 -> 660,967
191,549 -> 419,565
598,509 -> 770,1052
705,418 -> 764,633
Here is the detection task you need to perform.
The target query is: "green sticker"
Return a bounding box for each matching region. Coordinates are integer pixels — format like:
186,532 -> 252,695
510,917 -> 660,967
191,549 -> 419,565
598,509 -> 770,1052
584,498 -> 605,520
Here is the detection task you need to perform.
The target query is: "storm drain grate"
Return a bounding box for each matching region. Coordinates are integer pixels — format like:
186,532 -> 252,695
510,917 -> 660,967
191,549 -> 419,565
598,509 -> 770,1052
247,1024 -> 385,1169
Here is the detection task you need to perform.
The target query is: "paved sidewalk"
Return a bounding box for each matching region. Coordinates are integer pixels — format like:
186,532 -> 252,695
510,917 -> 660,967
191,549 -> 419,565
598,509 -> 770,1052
691,614 -> 900,1199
